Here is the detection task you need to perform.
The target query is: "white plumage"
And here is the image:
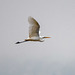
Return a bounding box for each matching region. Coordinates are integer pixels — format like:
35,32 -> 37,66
28,16 -> 40,39
16,16 -> 51,44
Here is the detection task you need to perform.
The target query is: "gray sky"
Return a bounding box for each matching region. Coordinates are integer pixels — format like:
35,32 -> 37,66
0,0 -> 75,75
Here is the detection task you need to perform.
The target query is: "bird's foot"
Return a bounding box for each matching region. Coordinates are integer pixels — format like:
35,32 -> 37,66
15,41 -> 21,44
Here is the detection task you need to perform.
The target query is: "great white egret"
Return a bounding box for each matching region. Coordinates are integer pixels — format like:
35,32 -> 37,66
16,16 -> 51,44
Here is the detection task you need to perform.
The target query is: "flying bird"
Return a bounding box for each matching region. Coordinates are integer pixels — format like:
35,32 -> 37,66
16,16 -> 51,44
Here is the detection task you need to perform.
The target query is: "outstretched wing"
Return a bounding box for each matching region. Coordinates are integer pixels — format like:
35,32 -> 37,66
28,16 -> 40,38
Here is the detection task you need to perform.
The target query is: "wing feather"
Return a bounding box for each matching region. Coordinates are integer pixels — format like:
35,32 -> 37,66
28,16 -> 40,38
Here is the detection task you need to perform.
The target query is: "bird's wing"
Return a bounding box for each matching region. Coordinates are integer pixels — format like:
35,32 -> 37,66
28,16 -> 40,38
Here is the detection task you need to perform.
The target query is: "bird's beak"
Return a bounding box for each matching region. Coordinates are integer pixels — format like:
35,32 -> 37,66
44,37 -> 51,38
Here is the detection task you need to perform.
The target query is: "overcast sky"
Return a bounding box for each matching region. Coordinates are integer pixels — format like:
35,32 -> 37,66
0,0 -> 75,75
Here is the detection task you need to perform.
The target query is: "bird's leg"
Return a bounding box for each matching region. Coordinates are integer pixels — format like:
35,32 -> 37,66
15,40 -> 28,44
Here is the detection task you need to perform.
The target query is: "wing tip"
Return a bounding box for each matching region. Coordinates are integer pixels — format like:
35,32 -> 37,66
28,16 -> 33,19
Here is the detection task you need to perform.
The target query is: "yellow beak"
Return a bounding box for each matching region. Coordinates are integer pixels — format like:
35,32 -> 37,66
44,37 -> 51,38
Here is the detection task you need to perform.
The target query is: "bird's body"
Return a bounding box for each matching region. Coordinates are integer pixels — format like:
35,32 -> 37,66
16,16 -> 51,44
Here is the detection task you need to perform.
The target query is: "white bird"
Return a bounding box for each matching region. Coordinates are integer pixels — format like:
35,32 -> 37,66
16,16 -> 51,44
